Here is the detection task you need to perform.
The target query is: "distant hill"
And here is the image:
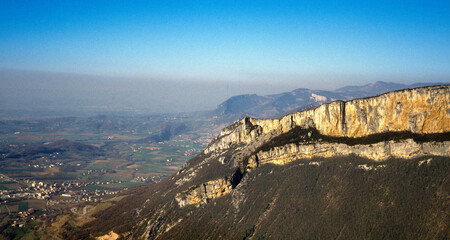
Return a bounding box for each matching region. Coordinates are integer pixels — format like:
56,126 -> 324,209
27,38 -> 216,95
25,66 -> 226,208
213,81 -> 447,119
335,81 -> 447,98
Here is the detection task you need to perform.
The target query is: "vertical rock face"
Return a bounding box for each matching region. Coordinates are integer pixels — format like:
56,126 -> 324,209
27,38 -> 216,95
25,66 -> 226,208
249,140 -> 450,165
342,86 -> 449,137
182,86 -> 450,208
205,86 -> 449,153
175,177 -> 232,207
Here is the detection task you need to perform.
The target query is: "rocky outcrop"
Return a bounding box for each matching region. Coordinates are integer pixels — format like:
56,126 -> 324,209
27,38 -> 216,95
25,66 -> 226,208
96,231 -> 119,240
205,85 -> 449,154
248,139 -> 450,165
175,177 -> 232,207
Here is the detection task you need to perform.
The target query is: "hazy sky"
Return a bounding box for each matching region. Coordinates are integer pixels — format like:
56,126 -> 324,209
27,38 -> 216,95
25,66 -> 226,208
0,0 -> 449,114
0,69 -> 305,114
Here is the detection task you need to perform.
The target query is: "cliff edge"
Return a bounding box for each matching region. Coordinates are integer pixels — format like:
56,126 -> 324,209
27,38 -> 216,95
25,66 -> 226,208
206,85 -> 449,154
79,85 -> 449,240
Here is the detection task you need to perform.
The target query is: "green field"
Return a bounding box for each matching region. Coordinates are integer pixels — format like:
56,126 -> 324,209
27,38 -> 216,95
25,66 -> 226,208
0,113 -> 218,190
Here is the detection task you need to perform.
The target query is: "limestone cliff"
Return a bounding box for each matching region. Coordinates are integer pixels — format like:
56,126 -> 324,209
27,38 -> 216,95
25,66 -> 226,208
175,177 -> 232,207
248,140 -> 450,166
186,86 -> 449,207
205,85 -> 449,154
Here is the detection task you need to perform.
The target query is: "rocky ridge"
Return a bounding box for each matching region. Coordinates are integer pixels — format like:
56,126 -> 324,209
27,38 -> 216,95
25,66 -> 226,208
249,139 -> 449,165
86,85 -> 449,240
206,85 -> 449,154
179,85 -> 449,207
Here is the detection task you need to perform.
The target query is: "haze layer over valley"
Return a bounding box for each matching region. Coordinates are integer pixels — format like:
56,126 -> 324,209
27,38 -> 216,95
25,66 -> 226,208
1,68 -> 446,120
1,1 -> 449,239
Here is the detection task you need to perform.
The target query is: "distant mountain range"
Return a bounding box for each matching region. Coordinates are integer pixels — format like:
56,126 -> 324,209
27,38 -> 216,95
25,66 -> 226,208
213,81 -> 447,119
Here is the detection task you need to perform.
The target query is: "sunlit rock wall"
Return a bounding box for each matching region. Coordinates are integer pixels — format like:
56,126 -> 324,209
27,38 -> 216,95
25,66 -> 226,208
205,86 -> 449,154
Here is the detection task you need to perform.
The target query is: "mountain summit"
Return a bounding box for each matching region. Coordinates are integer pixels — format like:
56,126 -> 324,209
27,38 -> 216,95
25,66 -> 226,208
70,85 -> 449,239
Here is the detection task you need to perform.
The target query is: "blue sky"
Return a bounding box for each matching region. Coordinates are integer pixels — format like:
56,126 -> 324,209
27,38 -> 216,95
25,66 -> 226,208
1,0 -> 449,87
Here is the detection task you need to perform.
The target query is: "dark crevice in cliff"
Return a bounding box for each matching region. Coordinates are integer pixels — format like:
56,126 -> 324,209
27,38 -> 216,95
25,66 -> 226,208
230,168 -> 245,188
340,101 -> 346,135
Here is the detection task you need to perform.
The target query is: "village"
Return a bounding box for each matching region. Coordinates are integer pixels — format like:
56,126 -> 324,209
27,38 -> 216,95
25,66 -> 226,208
0,173 -> 129,228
